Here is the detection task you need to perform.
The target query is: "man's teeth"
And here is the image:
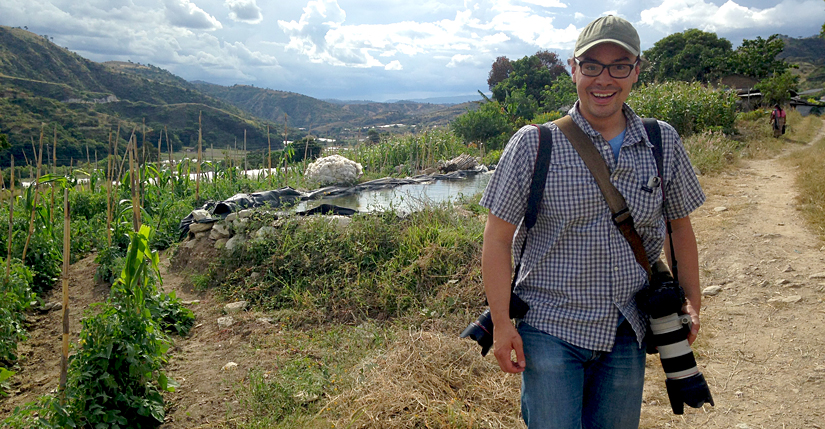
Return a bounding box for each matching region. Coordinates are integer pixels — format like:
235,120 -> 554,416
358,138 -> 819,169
593,92 -> 614,98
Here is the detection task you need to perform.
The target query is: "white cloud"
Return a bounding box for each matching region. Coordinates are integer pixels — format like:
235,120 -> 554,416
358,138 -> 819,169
518,0 -> 567,7
225,0 -> 263,24
385,60 -> 403,70
164,0 -> 223,31
447,53 -> 474,67
639,0 -> 825,33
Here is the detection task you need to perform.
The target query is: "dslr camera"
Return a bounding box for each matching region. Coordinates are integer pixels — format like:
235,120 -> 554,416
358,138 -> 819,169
637,260 -> 715,414
460,293 -> 529,356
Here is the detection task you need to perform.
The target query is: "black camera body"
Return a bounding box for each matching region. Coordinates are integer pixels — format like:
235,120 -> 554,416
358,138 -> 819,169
460,294 -> 529,356
638,260 -> 714,414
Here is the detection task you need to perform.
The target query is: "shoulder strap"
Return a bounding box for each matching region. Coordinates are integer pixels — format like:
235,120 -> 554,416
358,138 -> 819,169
642,118 -> 663,181
554,115 -> 652,276
510,124 -> 553,292
525,125 -> 553,229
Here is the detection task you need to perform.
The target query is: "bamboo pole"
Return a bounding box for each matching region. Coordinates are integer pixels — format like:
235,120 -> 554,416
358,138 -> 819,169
129,135 -> 140,232
51,125 -> 57,224
59,187 -> 70,403
6,157 -> 14,282
22,125 -> 45,263
196,112 -> 202,201
116,127 -> 136,186
243,129 -> 247,174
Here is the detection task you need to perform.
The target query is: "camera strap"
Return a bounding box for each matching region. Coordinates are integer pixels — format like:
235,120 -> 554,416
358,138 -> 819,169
555,115 -> 672,279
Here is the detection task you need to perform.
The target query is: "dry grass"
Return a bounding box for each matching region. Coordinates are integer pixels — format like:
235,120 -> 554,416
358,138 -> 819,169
325,328 -> 524,429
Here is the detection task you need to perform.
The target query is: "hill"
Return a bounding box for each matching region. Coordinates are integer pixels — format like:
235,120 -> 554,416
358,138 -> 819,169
779,35 -> 825,90
190,82 -> 471,134
0,26 -> 284,168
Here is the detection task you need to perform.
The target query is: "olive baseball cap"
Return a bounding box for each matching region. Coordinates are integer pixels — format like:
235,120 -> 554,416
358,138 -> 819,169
574,15 -> 640,58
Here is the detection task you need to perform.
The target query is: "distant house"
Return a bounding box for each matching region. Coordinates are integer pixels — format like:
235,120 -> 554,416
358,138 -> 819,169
791,89 -> 824,116
716,74 -> 763,111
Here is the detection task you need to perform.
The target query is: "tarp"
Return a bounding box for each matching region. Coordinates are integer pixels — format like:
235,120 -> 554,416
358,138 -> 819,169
178,168 -> 485,238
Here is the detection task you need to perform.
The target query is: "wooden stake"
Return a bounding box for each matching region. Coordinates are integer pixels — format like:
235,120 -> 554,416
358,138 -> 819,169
268,125 -> 272,180
196,112 -> 202,201
106,132 -> 113,246
129,136 -> 140,232
6,157 -> 14,282
243,129 -> 247,174
22,125 -> 45,263
59,187 -> 70,403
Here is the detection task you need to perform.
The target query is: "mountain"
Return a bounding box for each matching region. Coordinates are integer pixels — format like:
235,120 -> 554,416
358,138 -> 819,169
190,82 -> 469,134
0,25 -> 471,169
0,26 -> 284,168
778,35 -> 825,90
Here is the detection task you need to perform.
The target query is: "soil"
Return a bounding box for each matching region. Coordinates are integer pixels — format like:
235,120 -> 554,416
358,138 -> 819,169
3,123 -> 825,428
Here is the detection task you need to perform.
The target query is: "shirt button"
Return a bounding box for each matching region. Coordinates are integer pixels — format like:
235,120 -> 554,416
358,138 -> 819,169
614,266 -> 619,271
603,145 -> 610,151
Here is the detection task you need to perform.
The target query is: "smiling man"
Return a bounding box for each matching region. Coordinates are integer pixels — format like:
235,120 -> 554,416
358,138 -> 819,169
479,15 -> 705,429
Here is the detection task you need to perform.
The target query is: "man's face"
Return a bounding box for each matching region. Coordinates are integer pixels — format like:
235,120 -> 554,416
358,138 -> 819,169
571,43 -> 640,127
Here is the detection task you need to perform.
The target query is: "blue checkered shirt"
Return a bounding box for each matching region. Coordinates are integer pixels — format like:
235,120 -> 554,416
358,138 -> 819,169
480,103 -> 705,351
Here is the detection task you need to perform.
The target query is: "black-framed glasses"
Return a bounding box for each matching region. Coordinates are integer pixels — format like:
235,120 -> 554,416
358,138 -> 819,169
575,58 -> 639,78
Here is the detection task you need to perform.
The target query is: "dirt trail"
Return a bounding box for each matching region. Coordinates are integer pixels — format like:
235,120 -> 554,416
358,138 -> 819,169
646,124 -> 825,428
4,124 -> 825,428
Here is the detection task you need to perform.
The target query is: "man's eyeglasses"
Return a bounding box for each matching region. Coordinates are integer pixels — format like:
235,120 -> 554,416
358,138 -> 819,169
574,58 -> 639,79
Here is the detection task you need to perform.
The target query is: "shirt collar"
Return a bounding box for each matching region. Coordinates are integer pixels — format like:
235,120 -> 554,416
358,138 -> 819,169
567,101 -> 652,148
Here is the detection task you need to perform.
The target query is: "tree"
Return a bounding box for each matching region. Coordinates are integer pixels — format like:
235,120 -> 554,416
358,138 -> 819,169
0,133 -> 9,151
641,29 -> 732,83
727,35 -> 790,80
451,100 -> 515,151
490,50 -> 569,116
540,74 -> 578,112
755,70 -> 799,105
487,56 -> 513,90
366,128 -> 380,144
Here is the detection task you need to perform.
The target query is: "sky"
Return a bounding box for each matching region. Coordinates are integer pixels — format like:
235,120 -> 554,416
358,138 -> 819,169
1,0 -> 823,102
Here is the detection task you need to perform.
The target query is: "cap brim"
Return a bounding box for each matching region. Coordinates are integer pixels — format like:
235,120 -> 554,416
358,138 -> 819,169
574,39 -> 639,58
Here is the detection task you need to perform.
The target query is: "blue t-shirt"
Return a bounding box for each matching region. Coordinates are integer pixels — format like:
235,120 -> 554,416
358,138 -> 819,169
608,129 -> 626,162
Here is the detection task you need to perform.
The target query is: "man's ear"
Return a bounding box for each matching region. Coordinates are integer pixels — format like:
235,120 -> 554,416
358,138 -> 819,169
568,58 -> 577,83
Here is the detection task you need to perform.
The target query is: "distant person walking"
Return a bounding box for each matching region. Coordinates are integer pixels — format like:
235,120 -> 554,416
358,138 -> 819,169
770,104 -> 786,138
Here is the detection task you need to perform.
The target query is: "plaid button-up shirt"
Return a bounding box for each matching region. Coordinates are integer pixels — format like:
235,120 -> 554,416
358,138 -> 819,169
480,103 -> 705,351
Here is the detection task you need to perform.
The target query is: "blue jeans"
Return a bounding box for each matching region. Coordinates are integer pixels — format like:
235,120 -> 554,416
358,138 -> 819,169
518,321 -> 646,429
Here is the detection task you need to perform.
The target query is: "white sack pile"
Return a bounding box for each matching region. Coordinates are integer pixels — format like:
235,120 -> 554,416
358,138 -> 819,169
304,155 -> 364,186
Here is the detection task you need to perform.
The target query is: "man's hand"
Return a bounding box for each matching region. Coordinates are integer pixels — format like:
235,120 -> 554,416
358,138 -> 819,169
683,300 -> 700,345
493,322 -> 526,373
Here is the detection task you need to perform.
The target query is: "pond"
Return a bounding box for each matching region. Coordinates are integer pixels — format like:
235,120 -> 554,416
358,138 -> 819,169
295,171 -> 493,214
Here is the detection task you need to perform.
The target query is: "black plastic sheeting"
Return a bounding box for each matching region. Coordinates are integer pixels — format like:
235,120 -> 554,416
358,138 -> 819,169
179,169 -> 485,239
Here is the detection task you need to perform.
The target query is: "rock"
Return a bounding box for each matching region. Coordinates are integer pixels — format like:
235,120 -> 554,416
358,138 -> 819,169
441,153 -> 479,173
194,231 -> 210,240
783,265 -> 795,272
254,226 -> 277,240
225,234 -> 247,252
181,300 -> 201,305
304,155 -> 364,186
225,212 -> 238,222
225,301 -> 248,314
191,209 -> 211,221
40,302 -> 63,312
777,279 -> 790,285
233,218 -> 249,233
809,272 -> 825,279
713,207 -> 728,212
189,222 -> 214,234
182,239 -> 197,249
217,316 -> 235,328
702,286 -> 723,296
768,295 -> 802,304
325,215 -> 352,229
257,317 -> 274,324
214,238 -> 228,249
221,362 -> 238,371
210,223 -> 232,240
423,167 -> 438,175
237,209 -> 254,219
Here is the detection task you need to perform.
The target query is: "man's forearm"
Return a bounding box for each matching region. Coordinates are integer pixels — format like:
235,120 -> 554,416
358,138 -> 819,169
482,215 -> 518,326
664,216 -> 701,312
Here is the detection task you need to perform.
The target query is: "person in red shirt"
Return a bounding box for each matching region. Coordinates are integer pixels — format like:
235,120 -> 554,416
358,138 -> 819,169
770,104 -> 786,138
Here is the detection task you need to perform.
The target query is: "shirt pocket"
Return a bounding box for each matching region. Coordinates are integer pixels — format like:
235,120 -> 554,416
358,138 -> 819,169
543,161 -> 606,225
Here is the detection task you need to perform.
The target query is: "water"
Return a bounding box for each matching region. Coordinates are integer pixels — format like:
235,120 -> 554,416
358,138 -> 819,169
295,172 -> 493,213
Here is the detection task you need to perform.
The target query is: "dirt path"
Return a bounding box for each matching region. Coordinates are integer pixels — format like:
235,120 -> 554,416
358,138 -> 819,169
644,124 -> 825,428
4,124 -> 825,428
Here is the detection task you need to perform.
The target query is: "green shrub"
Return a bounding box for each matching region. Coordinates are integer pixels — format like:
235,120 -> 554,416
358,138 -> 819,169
0,259 -> 35,367
628,81 -> 738,136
